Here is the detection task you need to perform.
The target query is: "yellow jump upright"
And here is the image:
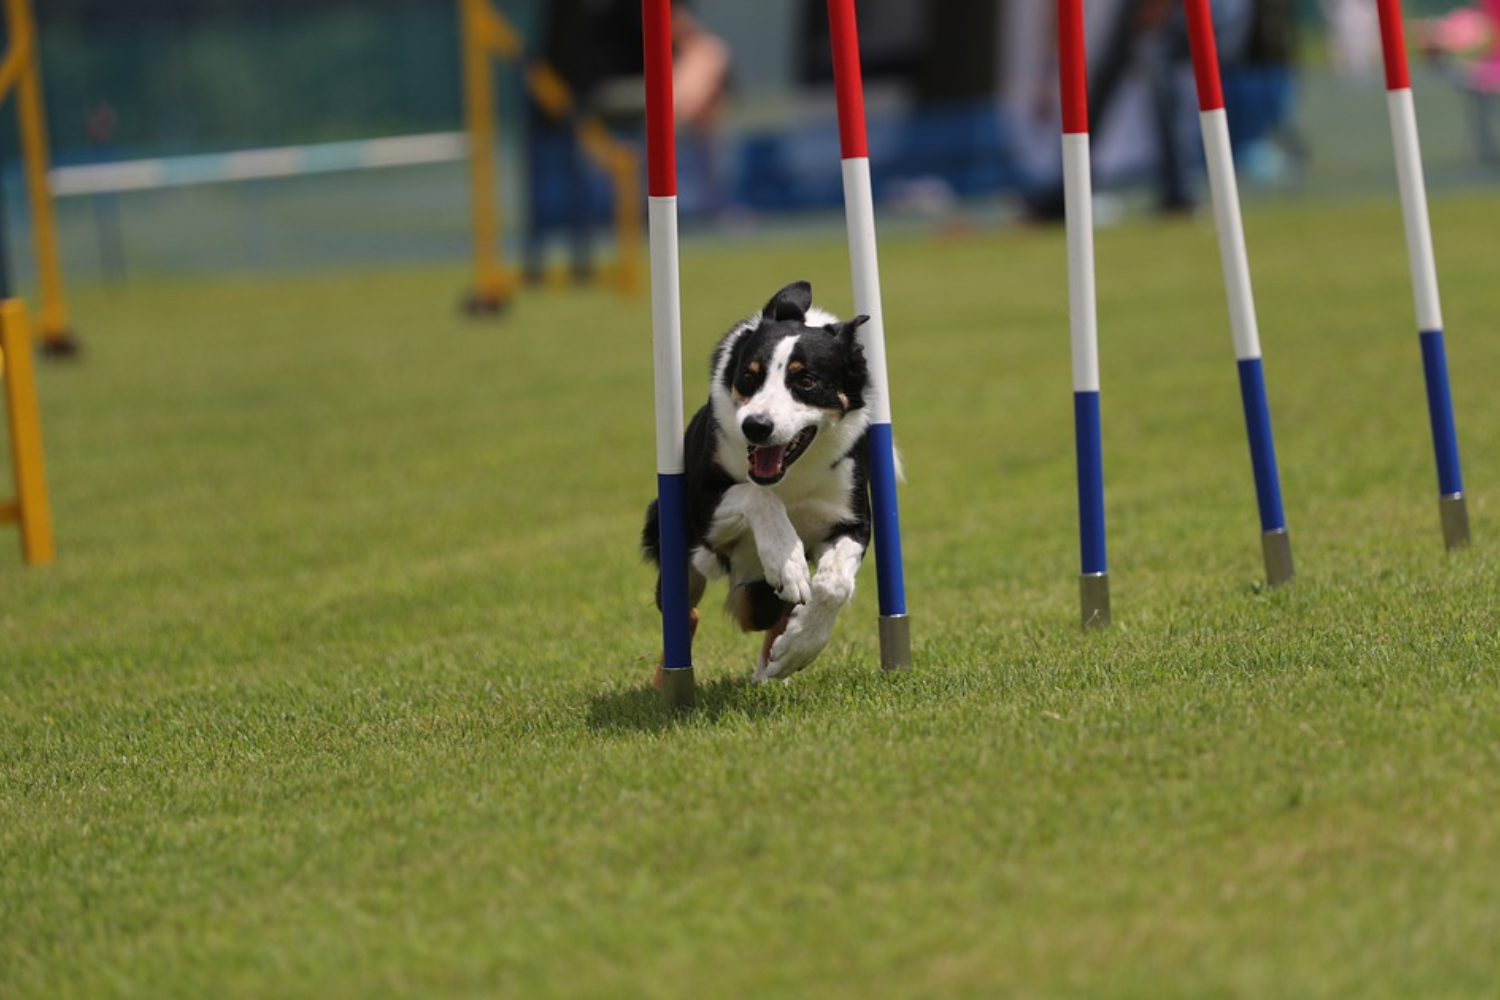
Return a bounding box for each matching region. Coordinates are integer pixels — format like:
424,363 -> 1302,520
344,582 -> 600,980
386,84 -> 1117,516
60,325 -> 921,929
0,0 -> 77,355
1,298 -> 54,565
459,0 -> 522,313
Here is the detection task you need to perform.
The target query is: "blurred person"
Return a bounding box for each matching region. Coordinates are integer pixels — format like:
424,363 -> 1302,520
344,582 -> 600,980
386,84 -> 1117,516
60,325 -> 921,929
1223,0 -> 1305,186
525,0 -> 730,284
671,6 -> 734,219
1021,0 -> 1253,221
1321,0 -> 1381,81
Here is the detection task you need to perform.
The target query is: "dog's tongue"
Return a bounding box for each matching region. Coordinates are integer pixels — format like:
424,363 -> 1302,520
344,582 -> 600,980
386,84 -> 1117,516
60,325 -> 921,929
751,444 -> 787,480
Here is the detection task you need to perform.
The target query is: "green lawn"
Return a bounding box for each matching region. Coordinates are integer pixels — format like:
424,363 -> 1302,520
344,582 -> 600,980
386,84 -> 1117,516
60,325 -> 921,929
3,193 -> 1498,998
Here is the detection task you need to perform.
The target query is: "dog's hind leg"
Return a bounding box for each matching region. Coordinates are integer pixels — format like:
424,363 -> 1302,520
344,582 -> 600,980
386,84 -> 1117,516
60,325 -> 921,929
728,578 -> 793,632
652,567 -> 707,689
753,607 -> 794,681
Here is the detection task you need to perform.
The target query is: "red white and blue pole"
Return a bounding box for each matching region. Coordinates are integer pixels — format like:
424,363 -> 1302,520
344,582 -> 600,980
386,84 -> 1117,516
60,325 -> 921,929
1057,0 -> 1110,628
827,0 -> 911,669
643,0 -> 695,709
1183,0 -> 1294,587
1377,0 -> 1471,550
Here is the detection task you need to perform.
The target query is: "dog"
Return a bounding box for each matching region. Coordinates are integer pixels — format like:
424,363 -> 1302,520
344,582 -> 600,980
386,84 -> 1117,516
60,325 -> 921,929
643,280 -> 874,684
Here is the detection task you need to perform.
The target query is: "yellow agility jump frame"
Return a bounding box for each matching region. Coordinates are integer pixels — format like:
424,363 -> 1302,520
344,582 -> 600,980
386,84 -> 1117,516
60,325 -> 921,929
0,298 -> 54,565
0,0 -> 76,354
459,0 -> 641,312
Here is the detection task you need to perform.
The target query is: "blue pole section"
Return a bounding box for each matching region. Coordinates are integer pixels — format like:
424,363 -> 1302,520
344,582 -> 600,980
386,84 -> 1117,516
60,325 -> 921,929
1236,358 -> 1287,534
867,422 -> 907,617
1419,330 -> 1464,497
1073,392 -> 1107,576
656,472 -> 693,670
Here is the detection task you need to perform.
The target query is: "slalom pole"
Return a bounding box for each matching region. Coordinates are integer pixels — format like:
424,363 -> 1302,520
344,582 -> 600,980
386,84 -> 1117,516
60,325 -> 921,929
1183,0 -> 1294,587
1376,0 -> 1470,550
826,0 -> 911,669
1057,0 -> 1110,628
642,0 -> 694,709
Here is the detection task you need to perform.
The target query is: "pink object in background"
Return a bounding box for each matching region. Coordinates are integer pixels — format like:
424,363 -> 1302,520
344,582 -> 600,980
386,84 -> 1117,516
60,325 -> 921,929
1475,0 -> 1500,91
1425,1 -> 1500,91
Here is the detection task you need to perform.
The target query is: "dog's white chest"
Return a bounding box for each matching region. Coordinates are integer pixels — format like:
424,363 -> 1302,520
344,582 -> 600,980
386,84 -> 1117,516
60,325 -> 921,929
775,454 -> 859,543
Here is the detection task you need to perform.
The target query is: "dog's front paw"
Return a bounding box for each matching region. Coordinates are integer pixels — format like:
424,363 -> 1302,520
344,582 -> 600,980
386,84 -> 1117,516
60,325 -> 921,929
763,544 -> 811,605
760,602 -> 837,680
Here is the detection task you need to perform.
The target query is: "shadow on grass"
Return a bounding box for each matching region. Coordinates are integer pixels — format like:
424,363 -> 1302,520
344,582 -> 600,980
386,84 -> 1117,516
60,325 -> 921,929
586,672 -> 783,735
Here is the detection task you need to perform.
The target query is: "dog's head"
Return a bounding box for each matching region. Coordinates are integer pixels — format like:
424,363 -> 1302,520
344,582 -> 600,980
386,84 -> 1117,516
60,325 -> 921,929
711,281 -> 870,486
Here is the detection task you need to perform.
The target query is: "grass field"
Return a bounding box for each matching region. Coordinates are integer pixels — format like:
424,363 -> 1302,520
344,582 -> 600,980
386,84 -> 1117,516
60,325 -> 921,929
3,192 -> 1499,998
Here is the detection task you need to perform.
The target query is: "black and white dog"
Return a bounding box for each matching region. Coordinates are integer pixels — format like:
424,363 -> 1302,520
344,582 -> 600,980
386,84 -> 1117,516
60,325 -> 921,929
644,281 -> 874,683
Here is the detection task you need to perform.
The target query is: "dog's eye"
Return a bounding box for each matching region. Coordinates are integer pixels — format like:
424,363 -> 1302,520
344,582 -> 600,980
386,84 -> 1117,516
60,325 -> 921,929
796,374 -> 818,391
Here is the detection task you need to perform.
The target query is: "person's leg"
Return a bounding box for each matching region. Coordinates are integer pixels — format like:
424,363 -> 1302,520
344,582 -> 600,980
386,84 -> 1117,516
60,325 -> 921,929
524,102 -> 550,284
561,122 -> 593,282
1022,0 -> 1151,219
1087,0 -> 1153,125
1142,23 -> 1194,212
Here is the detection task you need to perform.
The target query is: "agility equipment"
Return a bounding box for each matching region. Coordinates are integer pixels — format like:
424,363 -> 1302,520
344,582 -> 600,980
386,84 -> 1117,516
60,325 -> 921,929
1054,0 -> 1293,606
1055,0 -> 1110,629
459,0 -> 641,313
1377,0 -> 1471,550
1183,0 -> 1294,587
643,0 -> 695,709
642,0 -> 912,706
1,298 -> 54,565
827,0 -> 911,669
0,0 -> 77,355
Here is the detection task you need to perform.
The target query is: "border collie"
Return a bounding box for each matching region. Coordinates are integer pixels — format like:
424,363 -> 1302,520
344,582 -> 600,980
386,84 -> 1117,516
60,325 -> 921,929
643,281 -> 874,684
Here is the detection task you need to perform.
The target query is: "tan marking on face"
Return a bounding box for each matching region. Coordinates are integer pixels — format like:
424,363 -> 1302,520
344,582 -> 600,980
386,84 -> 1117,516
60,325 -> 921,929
748,361 -> 762,375
837,391 -> 849,412
788,360 -> 805,374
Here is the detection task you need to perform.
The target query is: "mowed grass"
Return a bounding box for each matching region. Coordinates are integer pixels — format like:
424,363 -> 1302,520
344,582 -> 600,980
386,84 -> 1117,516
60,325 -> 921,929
3,193 -> 1499,999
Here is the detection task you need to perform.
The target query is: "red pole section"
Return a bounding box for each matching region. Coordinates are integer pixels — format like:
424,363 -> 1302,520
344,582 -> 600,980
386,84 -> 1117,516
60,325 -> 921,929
1182,0 -> 1226,112
1376,0 -> 1413,91
643,0 -> 676,196
1057,0 -> 1089,135
826,0 -> 869,159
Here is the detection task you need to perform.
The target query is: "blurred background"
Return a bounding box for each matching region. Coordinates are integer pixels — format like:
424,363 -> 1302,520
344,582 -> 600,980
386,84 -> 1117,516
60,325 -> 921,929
5,0 -> 1497,283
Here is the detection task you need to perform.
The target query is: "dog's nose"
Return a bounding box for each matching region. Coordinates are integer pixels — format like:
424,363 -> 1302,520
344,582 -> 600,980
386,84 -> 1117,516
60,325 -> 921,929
741,415 -> 774,444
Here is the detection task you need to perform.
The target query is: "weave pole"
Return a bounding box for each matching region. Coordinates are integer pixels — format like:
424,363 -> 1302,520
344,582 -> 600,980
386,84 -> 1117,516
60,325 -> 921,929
827,0 -> 911,669
642,0 -> 694,710
1057,0 -> 1110,628
1183,0 -> 1294,587
1376,0 -> 1471,550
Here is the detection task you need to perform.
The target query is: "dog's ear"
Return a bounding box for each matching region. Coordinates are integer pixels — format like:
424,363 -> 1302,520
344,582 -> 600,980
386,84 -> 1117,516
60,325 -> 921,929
828,315 -> 870,342
762,281 -> 813,322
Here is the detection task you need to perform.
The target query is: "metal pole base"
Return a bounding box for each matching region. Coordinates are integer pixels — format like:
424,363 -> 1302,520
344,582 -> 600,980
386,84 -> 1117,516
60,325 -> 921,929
37,332 -> 82,359
1439,493 -> 1471,551
1262,528 -> 1294,588
878,615 -> 912,671
462,290 -> 511,316
1080,572 -> 1110,629
659,668 -> 696,712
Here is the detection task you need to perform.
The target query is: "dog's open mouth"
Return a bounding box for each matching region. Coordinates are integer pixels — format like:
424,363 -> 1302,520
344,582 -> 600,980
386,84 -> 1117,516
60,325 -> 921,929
747,427 -> 817,485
